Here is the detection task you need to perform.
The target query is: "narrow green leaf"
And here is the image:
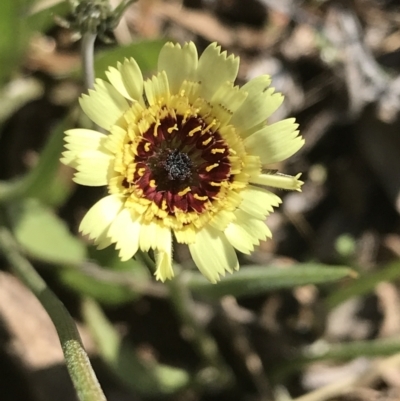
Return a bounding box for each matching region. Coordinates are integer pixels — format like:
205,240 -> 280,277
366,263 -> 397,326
59,248 -> 150,305
10,199 -> 86,265
274,336 -> 400,380
60,268 -> 139,305
302,336 -> 400,361
187,264 -> 357,299
326,261 -> 400,309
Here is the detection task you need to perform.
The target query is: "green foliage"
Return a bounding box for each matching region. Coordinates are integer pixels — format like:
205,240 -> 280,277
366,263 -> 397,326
10,198 -> 87,265
326,260 -> 400,309
59,247 -> 149,305
28,0 -> 70,33
187,264 -> 357,299
0,116 -> 71,205
0,0 -> 32,86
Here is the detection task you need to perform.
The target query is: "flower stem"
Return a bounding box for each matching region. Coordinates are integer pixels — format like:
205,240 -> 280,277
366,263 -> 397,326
81,32 -> 97,91
0,226 -> 107,401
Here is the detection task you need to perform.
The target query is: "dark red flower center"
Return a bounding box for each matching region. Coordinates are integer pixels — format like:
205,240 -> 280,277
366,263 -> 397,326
129,112 -> 232,214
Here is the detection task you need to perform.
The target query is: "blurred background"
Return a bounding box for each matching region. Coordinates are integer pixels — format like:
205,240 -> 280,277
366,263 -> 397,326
2,0 -> 400,400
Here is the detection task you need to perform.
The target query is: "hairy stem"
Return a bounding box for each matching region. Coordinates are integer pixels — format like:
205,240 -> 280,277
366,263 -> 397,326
0,226 -> 107,401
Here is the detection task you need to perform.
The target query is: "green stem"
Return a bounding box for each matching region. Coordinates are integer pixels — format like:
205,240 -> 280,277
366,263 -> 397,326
81,32 -> 97,91
136,250 -> 156,275
0,226 -> 106,401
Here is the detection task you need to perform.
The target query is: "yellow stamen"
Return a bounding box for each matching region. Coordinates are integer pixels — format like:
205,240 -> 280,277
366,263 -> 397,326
138,167 -> 145,176
204,119 -> 216,132
206,163 -> 219,172
194,194 -> 208,201
210,182 -> 222,186
188,126 -> 202,137
153,120 -> 160,137
178,187 -> 191,196
161,199 -> 167,210
211,148 -> 225,154
167,124 -> 178,134
149,180 -> 156,188
144,142 -> 151,152
202,137 -> 212,146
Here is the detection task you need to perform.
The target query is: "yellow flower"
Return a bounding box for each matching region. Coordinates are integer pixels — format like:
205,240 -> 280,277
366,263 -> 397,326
61,42 -> 304,283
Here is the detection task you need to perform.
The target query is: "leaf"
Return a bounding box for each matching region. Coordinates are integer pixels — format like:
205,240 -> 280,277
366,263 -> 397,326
0,115 -> 72,205
60,268 -> 139,305
28,0 -> 70,33
326,260 -> 400,309
274,336 -> 400,380
187,264 -> 357,299
11,199 -> 86,265
302,336 -> 400,362
0,0 -> 33,86
59,247 -> 150,305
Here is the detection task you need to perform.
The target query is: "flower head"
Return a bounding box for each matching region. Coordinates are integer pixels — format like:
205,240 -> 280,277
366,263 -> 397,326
62,42 -> 304,283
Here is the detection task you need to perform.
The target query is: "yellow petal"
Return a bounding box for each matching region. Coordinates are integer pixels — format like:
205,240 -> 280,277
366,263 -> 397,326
104,125 -> 128,154
158,42 -> 198,95
224,223 -> 256,254
79,195 -> 124,241
196,42 -> 239,101
250,173 -> 304,191
174,225 -> 196,244
239,185 -> 282,219
226,209 -> 272,250
188,225 -> 239,283
243,118 -> 304,164
107,208 -> 141,261
154,228 -> 173,281
95,234 -> 113,250
144,71 -> 170,106
106,57 -> 144,103
154,224 -> 172,252
139,221 -> 159,252
208,209 -> 236,231
155,250 -> 174,282
73,150 -> 113,186
61,129 -> 107,166
231,75 -> 284,135
79,79 -> 129,130
210,82 -> 248,126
